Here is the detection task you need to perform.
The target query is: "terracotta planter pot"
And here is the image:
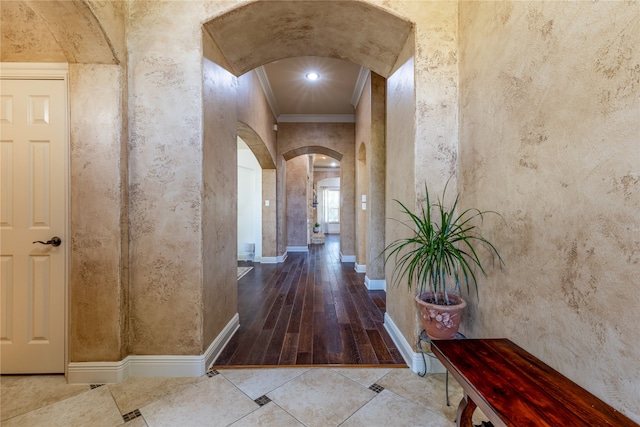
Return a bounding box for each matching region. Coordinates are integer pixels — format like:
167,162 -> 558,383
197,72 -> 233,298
415,292 -> 467,340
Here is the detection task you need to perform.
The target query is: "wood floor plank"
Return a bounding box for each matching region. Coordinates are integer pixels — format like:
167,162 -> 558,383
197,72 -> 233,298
279,332 -> 299,365
312,311 -> 329,364
367,328 -> 394,363
213,235 -> 407,368
340,323 -> 361,364
325,303 -> 342,354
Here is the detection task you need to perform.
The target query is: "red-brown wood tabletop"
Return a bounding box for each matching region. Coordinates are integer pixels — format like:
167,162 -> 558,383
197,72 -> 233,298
431,339 -> 638,427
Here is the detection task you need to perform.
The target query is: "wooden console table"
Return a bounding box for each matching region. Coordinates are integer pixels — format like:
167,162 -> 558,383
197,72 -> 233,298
431,338 -> 638,427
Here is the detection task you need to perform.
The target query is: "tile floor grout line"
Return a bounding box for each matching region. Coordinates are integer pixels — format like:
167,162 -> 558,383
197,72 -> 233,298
268,400 -> 308,427
218,366 -> 311,401
0,381 -> 94,423
1,369 -> 468,426
335,388 -> 383,427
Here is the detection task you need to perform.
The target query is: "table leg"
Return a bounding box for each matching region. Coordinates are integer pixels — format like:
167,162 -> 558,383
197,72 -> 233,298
457,393 -> 477,427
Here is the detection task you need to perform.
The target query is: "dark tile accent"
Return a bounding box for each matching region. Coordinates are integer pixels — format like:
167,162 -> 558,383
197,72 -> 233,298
206,369 -> 220,377
254,395 -> 271,406
369,383 -> 384,393
122,409 -> 142,422
89,384 -> 105,389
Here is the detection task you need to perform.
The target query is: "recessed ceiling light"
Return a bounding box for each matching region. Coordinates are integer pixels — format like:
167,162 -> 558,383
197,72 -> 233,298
305,72 -> 320,81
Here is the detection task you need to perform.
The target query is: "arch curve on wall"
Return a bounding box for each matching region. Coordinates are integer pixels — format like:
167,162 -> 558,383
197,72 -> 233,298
18,0 -> 119,64
358,142 -> 367,161
282,146 -> 342,163
202,1 -> 413,77
237,122 -> 276,169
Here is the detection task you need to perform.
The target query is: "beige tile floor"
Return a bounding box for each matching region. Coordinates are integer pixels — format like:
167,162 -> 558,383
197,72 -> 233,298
1,367 -> 481,427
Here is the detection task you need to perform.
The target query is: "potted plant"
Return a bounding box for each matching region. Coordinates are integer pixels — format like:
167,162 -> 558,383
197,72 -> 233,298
382,180 -> 504,339
313,222 -> 321,233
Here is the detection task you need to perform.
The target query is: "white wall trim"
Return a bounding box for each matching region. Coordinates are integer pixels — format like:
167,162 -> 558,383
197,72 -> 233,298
0,62 -> 68,79
254,67 -> 280,118
205,312 -> 240,369
277,253 -> 288,263
383,313 -> 445,375
278,114 -> 355,123
287,246 -> 309,252
67,313 -> 240,384
259,256 -> 278,264
340,253 -> 356,263
351,67 -> 371,108
365,276 -> 386,291
354,263 -> 366,273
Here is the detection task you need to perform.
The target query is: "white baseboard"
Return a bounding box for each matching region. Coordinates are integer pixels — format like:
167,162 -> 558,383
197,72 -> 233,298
286,246 -> 308,252
259,256 -> 278,264
383,313 -> 445,375
205,312 -> 240,369
340,253 -> 356,262
67,313 -> 240,384
354,263 -> 366,273
365,276 -> 386,291
277,252 -> 288,263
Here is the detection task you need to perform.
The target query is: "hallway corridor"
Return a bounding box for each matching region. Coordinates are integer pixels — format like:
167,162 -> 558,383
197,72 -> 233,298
215,235 -> 406,367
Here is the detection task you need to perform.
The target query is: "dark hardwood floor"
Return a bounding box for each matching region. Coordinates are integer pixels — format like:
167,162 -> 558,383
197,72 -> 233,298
214,234 -> 407,367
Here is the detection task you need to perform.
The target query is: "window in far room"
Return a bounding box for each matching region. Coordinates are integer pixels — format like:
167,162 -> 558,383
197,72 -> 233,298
324,188 -> 340,224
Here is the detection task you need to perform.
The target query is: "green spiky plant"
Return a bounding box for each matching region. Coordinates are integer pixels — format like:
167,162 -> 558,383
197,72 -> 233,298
382,180 -> 504,305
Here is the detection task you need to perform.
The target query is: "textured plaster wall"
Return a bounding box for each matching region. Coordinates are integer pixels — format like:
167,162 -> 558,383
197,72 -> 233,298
237,72 -> 277,167
69,64 -> 126,361
367,72 -> 386,281
354,72 -> 386,280
382,1 -> 460,348
85,0 -> 127,64
459,2 -> 640,420
385,57 -> 418,347
127,1 -> 207,355
236,72 -> 278,258
286,156 -> 310,247
202,33 -> 239,349
262,169 -> 277,259
0,1 -> 65,62
355,75 -> 371,267
22,0 -> 118,64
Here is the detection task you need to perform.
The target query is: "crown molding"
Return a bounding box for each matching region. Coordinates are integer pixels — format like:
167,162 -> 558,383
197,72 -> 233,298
351,67 -> 371,108
278,114 -> 355,123
254,66 -> 280,118
313,166 -> 340,172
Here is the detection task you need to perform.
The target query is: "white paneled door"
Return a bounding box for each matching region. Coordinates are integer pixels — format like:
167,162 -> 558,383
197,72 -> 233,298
1,77 -> 67,373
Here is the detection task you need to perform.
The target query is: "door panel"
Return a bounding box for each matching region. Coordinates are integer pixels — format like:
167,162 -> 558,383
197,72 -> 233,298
0,78 -> 66,374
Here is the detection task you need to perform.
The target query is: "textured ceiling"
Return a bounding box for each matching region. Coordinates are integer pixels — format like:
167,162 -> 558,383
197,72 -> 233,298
203,1 -> 413,77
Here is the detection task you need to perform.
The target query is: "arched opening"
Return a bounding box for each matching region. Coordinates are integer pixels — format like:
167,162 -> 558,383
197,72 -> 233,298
202,0 -> 416,367
202,1 -> 413,78
282,146 -> 348,254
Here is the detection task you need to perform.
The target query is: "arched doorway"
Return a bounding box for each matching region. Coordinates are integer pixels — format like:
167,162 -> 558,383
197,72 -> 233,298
202,0 -> 416,367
